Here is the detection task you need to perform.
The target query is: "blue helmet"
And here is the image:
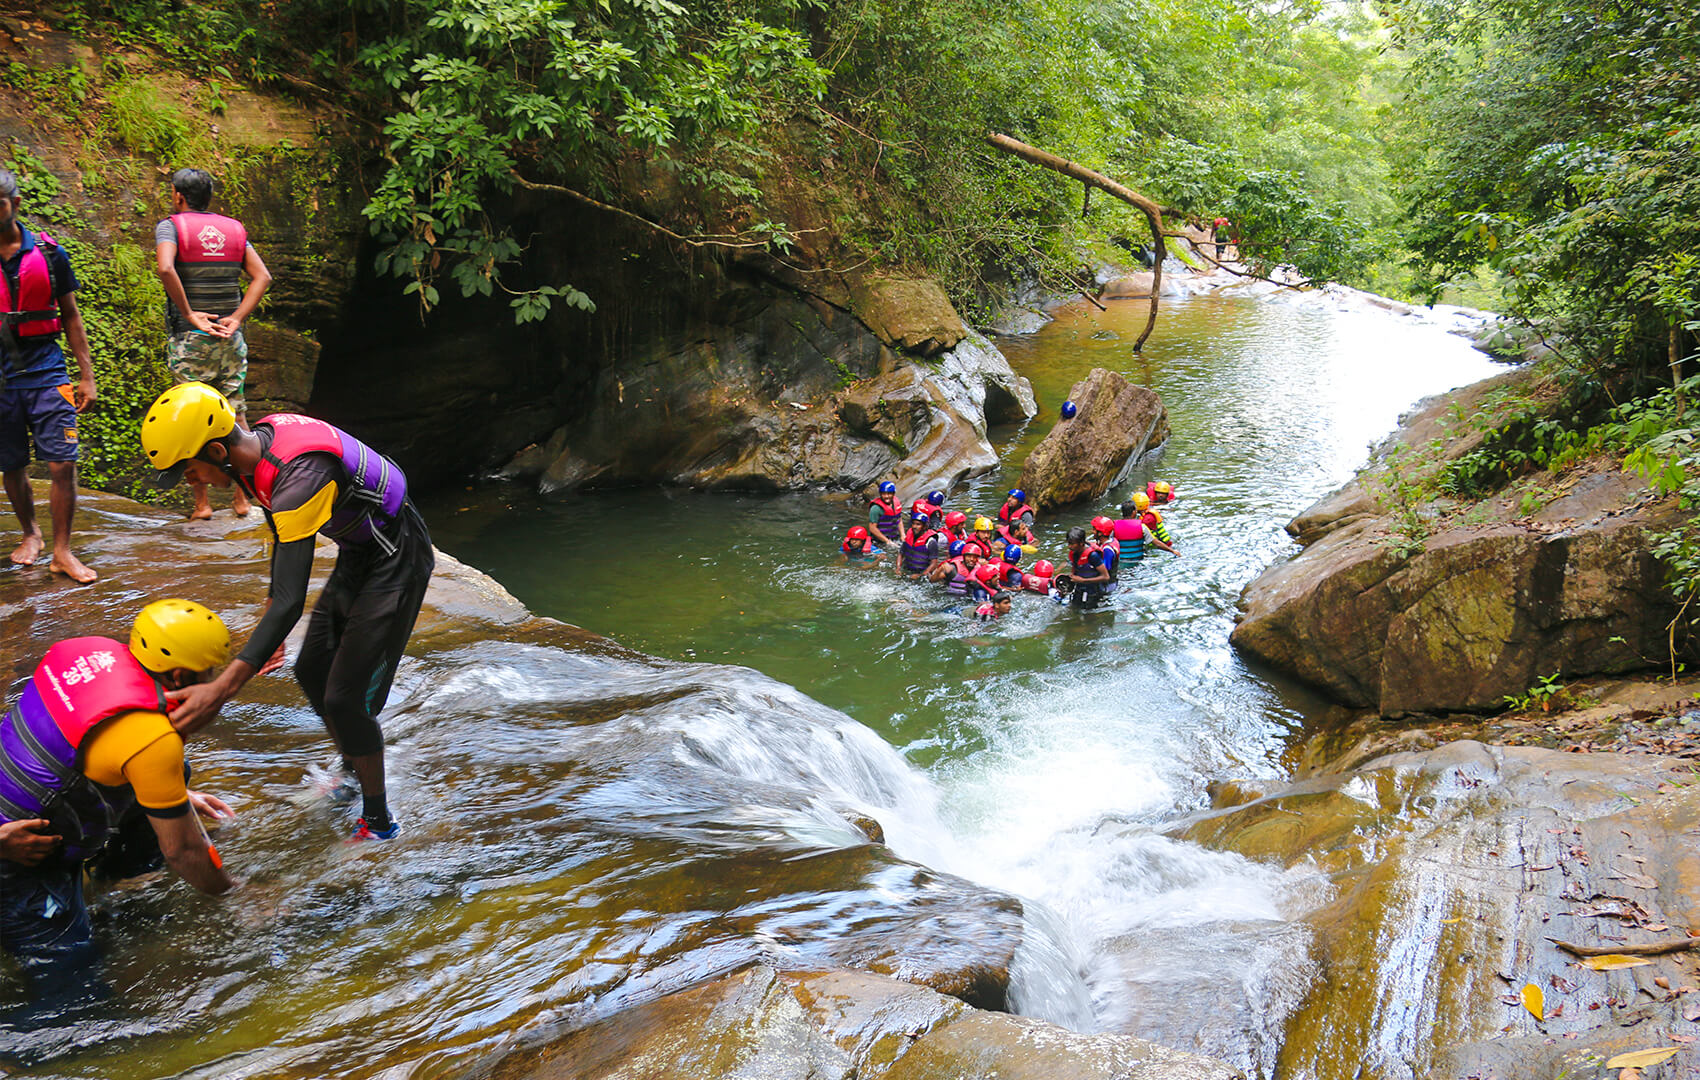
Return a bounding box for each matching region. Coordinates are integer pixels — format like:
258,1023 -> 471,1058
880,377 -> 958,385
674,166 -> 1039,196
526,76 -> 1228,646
1060,400 -> 1078,420
878,480 -> 897,495
1008,488 -> 1026,503
927,490 -> 946,506
1003,544 -> 1023,564
948,539 -> 967,557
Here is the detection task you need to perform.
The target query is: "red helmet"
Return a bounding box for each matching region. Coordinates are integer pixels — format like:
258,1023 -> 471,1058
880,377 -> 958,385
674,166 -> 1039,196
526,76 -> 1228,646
965,540 -> 991,558
848,526 -> 869,541
1033,560 -> 1055,576
1091,515 -> 1113,535
974,563 -> 1001,584
944,510 -> 968,528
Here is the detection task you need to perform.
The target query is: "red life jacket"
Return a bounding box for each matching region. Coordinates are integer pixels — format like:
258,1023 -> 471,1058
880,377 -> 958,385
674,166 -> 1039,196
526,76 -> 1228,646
2,638 -> 165,861
996,501 -> 1033,525
30,638 -> 165,749
171,212 -> 247,266
250,414 -> 409,551
0,233 -> 63,345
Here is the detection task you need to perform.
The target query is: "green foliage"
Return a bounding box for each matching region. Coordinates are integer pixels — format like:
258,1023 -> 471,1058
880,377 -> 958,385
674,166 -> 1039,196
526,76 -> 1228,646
344,0 -> 826,321
1503,671 -> 1567,713
1386,0 -> 1700,383
102,75 -> 198,161
1369,443 -> 1431,556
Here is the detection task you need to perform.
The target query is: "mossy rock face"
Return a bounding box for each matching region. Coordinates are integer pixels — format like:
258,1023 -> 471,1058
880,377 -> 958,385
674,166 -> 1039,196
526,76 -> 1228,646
1180,740 -> 1700,1080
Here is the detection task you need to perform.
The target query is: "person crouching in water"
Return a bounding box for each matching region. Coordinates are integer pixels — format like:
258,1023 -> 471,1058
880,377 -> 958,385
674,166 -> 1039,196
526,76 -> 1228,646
929,541 -> 990,599
974,592 -> 1013,622
1,601 -> 238,982
866,480 -> 902,549
1064,526 -> 1114,608
1020,558 -> 1056,594
1146,480 -> 1176,507
840,525 -> 884,564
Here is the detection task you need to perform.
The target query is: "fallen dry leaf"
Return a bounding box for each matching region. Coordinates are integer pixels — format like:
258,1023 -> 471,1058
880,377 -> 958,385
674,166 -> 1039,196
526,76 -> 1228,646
1605,1047 -> 1678,1068
1521,983 -> 1545,1021
1583,955 -> 1656,971
1612,872 -> 1660,890
1656,977 -> 1671,989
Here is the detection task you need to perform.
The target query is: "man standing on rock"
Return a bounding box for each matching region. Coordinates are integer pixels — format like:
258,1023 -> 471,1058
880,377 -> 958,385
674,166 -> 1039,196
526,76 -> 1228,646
154,167 -> 271,520
0,169 -> 98,584
140,382 -> 432,841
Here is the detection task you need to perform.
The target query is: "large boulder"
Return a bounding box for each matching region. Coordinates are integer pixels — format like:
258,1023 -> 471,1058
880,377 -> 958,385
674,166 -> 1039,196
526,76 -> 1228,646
848,276 -> 968,357
1181,739 -> 1700,1080
511,328 -> 1034,496
1016,368 -> 1169,512
1233,499 -> 1680,715
1233,467 -> 1681,716
470,964 -> 1244,1080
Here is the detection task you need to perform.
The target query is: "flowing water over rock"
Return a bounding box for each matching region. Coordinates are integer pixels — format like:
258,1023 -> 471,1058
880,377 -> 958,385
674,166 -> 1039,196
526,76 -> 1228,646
2,286 -> 1502,1078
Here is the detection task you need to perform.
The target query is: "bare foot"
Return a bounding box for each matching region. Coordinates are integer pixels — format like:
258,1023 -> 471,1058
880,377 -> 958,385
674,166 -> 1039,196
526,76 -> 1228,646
232,490 -> 252,517
50,550 -> 97,584
9,532 -> 43,566
189,504 -> 214,521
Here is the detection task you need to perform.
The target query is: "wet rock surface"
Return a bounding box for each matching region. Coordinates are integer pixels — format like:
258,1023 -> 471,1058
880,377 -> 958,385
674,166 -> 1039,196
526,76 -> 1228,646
1232,373 -> 1685,715
2,485 -> 1238,1079
470,965 -> 1245,1080
1182,736 -> 1700,1080
1015,368 -> 1168,511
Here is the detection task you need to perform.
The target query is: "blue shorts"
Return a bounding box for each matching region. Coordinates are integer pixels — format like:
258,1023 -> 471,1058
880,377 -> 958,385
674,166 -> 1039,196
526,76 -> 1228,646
0,385 -> 80,472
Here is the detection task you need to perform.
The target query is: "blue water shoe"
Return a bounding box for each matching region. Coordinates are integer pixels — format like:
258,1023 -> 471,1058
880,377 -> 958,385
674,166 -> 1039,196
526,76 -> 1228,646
349,818 -> 401,842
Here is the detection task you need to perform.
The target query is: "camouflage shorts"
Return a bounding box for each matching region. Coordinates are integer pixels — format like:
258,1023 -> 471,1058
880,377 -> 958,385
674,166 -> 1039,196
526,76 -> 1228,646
165,330 -> 248,414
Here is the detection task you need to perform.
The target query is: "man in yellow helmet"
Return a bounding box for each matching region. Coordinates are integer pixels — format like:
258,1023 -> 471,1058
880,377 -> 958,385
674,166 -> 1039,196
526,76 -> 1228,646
1,600 -> 237,974
139,382 -> 432,841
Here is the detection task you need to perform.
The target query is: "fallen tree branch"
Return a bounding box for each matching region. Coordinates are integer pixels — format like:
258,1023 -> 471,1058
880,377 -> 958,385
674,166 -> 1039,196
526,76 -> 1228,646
1549,936 -> 1700,957
987,132 -> 1165,350
509,172 -> 815,252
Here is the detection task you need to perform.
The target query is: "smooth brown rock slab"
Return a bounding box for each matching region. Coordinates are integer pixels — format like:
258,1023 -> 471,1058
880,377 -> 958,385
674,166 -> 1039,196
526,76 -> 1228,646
1232,501 -> 1682,714
1181,740 -> 1700,1080
1016,368 -> 1168,512
471,965 -> 1244,1080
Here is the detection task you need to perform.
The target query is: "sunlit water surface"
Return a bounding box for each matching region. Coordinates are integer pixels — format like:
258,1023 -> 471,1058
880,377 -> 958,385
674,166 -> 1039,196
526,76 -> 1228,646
3,287 -> 1501,1078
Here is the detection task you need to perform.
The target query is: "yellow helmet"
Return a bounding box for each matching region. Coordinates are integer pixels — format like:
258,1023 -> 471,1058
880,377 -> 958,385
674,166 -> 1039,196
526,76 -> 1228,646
974,516 -> 993,532
1132,491 -> 1152,512
130,599 -> 232,674
141,382 -> 236,487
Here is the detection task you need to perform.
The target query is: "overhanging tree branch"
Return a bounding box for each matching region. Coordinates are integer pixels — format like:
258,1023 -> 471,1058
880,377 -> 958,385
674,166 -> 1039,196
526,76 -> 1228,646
987,133 -> 1166,350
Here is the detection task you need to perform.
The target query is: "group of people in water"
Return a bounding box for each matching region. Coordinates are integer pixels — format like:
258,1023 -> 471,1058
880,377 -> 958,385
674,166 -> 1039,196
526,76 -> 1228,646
841,481 -> 1180,618
1,167 -> 431,991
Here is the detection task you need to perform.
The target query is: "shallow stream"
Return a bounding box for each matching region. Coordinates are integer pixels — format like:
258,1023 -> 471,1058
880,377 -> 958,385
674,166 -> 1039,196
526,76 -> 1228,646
4,284 -> 1502,1078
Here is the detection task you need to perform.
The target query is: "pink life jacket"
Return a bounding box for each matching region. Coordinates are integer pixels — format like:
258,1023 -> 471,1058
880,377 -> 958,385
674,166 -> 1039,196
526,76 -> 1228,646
0,233 -> 63,344
251,414 -> 409,552
1,637 -> 166,860
1112,518 -> 1145,542
171,212 -> 247,267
